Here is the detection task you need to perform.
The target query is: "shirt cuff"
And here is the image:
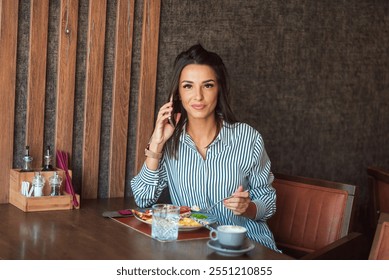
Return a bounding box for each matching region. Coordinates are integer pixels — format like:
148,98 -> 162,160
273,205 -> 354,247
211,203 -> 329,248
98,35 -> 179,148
139,162 -> 160,185
252,199 -> 266,220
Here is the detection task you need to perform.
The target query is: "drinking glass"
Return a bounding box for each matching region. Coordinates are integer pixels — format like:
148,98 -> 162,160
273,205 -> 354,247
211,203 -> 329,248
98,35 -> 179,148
151,204 -> 180,241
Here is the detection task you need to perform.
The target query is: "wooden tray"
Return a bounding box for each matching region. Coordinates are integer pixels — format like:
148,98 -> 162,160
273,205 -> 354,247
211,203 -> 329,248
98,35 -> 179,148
9,169 -> 80,212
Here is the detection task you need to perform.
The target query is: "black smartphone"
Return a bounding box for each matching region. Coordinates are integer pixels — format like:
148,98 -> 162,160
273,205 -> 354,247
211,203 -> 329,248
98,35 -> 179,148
168,95 -> 181,127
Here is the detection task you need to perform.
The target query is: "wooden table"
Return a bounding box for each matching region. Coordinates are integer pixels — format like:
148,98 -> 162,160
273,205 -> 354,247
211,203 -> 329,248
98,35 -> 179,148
0,198 -> 293,260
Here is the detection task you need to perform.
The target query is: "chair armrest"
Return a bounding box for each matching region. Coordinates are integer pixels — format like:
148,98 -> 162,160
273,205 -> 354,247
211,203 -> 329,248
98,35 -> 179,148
301,232 -> 371,260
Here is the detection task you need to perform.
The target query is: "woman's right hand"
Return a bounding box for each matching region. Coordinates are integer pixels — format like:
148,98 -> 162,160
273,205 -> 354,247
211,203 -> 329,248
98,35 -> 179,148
148,101 -> 180,151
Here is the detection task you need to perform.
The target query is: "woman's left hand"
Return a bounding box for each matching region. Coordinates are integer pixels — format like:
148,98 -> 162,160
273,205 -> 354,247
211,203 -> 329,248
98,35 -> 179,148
223,186 -> 252,216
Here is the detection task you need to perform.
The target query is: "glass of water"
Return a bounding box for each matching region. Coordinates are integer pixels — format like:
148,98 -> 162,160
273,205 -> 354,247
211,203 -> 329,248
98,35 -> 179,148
151,204 -> 180,241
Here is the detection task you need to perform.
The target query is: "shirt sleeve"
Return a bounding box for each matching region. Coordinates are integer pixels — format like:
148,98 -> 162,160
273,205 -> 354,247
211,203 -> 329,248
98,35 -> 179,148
130,160 -> 168,208
248,133 -> 277,221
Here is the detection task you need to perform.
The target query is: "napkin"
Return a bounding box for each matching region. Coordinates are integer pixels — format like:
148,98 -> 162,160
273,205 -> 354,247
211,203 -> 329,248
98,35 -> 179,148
56,150 -> 79,207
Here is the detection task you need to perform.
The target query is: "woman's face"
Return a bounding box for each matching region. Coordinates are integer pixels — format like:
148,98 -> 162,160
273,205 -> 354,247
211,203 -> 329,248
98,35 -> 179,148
178,64 -> 218,122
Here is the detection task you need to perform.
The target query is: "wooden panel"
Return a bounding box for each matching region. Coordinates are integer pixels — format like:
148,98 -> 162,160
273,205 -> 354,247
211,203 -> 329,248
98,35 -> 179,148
0,0 -> 18,203
25,0 -> 49,168
135,0 -> 161,173
55,0 -> 79,160
82,0 -> 107,199
108,0 -> 135,197
0,0 -> 163,203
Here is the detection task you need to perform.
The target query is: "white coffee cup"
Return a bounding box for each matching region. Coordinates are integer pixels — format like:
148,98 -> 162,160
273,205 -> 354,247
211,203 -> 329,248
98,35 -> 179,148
209,225 -> 247,249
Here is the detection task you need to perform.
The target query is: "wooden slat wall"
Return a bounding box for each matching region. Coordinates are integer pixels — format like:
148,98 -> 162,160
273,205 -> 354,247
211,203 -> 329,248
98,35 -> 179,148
109,0 -> 135,198
0,0 -> 161,203
135,0 -> 161,173
25,0 -> 49,168
0,0 -> 18,203
82,0 -> 107,199
55,0 -> 79,158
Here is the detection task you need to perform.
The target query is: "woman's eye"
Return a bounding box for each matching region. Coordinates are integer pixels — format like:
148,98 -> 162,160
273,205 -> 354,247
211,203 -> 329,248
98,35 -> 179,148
183,84 -> 192,89
204,83 -> 214,88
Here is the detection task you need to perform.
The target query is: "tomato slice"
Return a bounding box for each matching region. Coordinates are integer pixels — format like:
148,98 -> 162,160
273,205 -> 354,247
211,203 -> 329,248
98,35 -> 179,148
179,206 -> 191,214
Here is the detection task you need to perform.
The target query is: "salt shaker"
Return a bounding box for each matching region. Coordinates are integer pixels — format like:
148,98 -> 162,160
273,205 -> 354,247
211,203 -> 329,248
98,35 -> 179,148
32,172 -> 45,197
49,172 -> 62,196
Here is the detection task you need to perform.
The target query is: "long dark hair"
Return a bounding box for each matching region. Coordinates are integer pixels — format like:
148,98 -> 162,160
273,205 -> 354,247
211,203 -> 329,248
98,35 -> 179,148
165,44 -> 237,159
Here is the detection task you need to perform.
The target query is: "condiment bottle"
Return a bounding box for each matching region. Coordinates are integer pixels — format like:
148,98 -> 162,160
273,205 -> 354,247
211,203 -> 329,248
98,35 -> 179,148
32,172 -> 45,197
42,145 -> 54,171
49,172 -> 62,196
21,146 -> 33,172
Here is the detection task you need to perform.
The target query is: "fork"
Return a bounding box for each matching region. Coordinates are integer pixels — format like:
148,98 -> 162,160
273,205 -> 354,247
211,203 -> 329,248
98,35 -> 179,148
192,189 -> 249,213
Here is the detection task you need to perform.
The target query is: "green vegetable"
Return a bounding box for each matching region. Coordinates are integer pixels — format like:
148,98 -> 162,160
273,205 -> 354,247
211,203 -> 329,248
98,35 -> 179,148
191,213 -> 208,219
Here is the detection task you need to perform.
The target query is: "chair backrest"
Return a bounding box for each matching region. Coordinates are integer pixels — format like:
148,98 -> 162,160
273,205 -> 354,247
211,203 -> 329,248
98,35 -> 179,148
367,167 -> 389,225
369,212 -> 389,260
268,173 -> 357,256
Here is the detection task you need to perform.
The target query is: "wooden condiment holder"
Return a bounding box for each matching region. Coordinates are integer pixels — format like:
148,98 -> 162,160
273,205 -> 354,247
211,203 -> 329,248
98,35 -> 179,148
9,168 -> 80,212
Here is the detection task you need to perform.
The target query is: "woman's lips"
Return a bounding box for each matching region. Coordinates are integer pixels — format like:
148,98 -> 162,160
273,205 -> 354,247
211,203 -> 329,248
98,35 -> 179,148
191,104 -> 205,110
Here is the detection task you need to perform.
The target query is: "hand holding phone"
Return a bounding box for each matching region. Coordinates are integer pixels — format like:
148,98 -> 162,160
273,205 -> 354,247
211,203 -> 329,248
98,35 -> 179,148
168,95 -> 181,127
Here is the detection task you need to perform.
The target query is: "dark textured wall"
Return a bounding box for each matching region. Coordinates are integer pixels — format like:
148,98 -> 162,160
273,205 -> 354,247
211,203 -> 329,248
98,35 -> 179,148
156,0 -> 389,230
13,0 -> 389,232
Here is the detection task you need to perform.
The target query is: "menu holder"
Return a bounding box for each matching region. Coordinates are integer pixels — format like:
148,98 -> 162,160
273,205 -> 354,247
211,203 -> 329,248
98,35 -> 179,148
9,168 -> 80,212
112,216 -> 211,241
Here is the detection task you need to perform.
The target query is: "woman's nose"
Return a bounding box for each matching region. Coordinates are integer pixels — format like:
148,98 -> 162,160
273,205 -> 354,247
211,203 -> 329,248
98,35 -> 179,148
194,86 -> 203,100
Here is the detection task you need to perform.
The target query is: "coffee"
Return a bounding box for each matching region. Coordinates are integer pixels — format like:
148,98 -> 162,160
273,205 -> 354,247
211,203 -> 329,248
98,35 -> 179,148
220,225 -> 246,233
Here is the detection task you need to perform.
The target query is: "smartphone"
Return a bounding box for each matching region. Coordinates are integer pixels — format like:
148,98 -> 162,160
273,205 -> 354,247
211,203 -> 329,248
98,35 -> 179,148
168,95 -> 181,127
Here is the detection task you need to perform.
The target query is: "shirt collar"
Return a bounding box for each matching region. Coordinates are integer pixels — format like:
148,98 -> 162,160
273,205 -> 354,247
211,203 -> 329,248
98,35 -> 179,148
180,121 -> 235,148
216,121 -> 235,147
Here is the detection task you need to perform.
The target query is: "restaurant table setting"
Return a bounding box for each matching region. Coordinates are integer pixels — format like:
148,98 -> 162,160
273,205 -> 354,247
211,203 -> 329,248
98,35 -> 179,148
108,206 -> 214,242
0,198 -> 292,259
106,203 -> 255,257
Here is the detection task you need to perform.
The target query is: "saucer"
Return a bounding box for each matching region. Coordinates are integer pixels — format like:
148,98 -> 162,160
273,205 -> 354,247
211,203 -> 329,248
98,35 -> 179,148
207,239 -> 255,257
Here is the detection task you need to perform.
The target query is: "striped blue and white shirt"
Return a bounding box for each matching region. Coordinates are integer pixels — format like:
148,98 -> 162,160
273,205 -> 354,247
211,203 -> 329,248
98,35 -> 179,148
131,122 -> 279,252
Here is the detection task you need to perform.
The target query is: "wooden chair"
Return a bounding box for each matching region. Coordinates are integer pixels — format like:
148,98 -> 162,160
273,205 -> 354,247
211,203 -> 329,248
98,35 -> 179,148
369,212 -> 389,260
367,167 -> 389,227
268,173 -> 369,259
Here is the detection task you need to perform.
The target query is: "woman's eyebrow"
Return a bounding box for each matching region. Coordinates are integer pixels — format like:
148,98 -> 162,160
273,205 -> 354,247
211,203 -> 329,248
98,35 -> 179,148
180,79 -> 215,84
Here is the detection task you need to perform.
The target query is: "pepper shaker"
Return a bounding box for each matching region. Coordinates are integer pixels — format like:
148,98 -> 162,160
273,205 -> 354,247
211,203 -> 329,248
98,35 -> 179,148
49,172 -> 62,196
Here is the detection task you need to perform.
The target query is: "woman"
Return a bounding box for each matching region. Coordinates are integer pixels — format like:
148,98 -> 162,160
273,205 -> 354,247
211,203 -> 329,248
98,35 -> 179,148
131,44 -> 279,252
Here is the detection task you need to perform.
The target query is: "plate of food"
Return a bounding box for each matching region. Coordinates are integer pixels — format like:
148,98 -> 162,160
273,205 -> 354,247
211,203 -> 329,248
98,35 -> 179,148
132,206 -> 217,231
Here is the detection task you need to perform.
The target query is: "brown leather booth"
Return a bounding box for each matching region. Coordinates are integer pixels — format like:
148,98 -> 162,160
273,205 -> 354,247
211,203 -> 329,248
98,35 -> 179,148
367,167 -> 389,227
268,173 -> 368,259
369,212 -> 389,260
